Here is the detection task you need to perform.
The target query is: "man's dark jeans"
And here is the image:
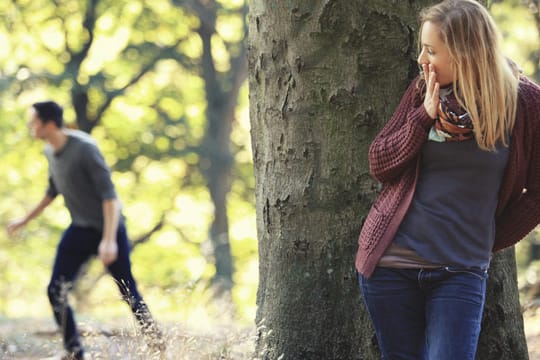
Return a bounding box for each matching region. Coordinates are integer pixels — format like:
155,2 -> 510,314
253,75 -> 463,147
47,223 -> 158,354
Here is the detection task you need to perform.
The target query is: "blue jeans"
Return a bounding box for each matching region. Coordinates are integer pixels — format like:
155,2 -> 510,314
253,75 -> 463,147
47,224 -> 159,355
359,266 -> 488,360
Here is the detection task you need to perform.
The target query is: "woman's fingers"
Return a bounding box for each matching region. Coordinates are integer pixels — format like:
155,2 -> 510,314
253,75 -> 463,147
433,81 -> 440,102
422,63 -> 440,119
429,65 -> 439,102
422,64 -> 429,86
428,64 -> 436,92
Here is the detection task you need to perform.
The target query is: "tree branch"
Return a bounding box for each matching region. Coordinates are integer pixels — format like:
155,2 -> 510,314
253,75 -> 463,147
225,2 -> 249,109
93,39 -> 190,122
70,0 -> 98,65
132,215 -> 166,246
195,0 -> 224,106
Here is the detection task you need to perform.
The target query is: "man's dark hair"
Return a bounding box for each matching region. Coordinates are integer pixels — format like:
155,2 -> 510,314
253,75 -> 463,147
32,101 -> 64,128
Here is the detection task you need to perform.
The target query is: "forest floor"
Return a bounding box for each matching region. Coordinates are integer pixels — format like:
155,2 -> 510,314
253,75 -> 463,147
2,313 -> 540,359
526,308 -> 540,360
0,317 -> 256,359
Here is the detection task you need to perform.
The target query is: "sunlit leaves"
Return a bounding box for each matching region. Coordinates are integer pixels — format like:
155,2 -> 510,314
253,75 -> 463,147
159,97 -> 184,119
211,34 -> 232,72
179,33 -> 204,59
0,0 -> 254,323
492,0 -> 540,80
82,26 -> 131,74
221,0 -> 247,10
216,13 -> 245,42
38,19 -> 66,53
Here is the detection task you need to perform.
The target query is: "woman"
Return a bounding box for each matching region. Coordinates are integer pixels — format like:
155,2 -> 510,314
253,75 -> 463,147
355,0 -> 540,359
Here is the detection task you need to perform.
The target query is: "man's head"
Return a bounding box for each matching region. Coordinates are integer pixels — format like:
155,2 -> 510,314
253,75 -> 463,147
28,101 -> 64,139
32,101 -> 64,127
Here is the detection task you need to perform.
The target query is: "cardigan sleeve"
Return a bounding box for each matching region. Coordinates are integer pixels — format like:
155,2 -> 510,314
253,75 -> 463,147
369,77 -> 435,183
494,78 -> 540,251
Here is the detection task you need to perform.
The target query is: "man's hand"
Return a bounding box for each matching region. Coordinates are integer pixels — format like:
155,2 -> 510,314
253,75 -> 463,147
6,218 -> 28,237
98,239 -> 118,266
6,196 -> 55,238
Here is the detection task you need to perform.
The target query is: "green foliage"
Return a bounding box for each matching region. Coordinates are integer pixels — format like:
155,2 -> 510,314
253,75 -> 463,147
491,0 -> 540,82
0,0 -> 255,324
491,1 -> 540,295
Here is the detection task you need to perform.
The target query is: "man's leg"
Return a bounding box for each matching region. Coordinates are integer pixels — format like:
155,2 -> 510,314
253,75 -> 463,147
47,225 -> 95,358
106,224 -> 164,350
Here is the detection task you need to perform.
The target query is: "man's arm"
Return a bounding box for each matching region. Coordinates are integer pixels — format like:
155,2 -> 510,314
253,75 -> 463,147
97,198 -> 120,266
7,195 -> 55,236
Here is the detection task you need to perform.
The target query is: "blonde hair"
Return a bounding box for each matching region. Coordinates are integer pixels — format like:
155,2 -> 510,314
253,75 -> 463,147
419,0 -> 519,150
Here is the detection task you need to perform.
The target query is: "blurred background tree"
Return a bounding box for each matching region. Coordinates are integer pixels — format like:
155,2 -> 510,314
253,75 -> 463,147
491,0 -> 540,82
0,0 -> 256,326
490,0 -> 540,308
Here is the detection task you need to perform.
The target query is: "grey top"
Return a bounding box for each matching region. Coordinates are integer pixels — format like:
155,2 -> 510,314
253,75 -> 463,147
393,137 -> 509,270
45,130 -> 118,230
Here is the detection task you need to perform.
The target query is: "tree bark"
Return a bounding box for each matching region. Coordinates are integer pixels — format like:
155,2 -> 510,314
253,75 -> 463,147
478,248 -> 528,360
249,1 -> 528,359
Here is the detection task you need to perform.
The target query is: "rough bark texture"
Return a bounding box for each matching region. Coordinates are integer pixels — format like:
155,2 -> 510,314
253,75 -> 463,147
249,1 -> 426,358
478,248 -> 528,360
249,1 -> 528,359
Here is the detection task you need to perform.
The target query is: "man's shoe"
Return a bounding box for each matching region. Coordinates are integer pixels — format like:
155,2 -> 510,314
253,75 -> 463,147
60,348 -> 85,360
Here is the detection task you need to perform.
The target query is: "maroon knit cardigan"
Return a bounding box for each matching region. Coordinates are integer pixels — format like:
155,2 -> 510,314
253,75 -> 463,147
355,75 -> 540,278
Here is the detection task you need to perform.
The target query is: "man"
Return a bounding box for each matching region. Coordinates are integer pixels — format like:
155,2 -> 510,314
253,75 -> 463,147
7,101 -> 164,359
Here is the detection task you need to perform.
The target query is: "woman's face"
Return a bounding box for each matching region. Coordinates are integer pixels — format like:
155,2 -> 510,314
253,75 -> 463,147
417,21 -> 455,87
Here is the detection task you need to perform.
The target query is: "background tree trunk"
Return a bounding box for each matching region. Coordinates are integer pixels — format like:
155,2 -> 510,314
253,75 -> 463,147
249,1 -> 528,359
192,0 -> 248,292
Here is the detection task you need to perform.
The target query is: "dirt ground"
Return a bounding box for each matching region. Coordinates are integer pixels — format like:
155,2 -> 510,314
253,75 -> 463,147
2,314 -> 540,359
526,310 -> 540,360
0,317 -> 255,360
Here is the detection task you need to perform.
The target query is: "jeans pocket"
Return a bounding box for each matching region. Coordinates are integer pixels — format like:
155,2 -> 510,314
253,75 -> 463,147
443,266 -> 488,281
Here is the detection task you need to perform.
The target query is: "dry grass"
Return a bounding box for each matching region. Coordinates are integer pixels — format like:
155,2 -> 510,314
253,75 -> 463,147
525,308 -> 540,360
4,313 -> 540,359
0,317 -> 256,359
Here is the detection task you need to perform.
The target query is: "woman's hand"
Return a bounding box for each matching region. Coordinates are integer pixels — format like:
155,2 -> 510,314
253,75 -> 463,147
423,63 -> 440,119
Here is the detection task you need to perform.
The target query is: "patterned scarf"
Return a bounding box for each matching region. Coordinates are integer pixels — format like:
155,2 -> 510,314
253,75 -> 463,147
429,88 -> 473,142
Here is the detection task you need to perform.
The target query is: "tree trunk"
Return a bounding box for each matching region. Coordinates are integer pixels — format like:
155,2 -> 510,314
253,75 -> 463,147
195,0 -> 248,292
477,248 -> 528,360
249,1 -> 528,359
199,15 -> 235,291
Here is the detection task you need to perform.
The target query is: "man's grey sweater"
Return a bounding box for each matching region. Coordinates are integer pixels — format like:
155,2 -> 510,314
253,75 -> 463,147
45,130 -> 118,230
